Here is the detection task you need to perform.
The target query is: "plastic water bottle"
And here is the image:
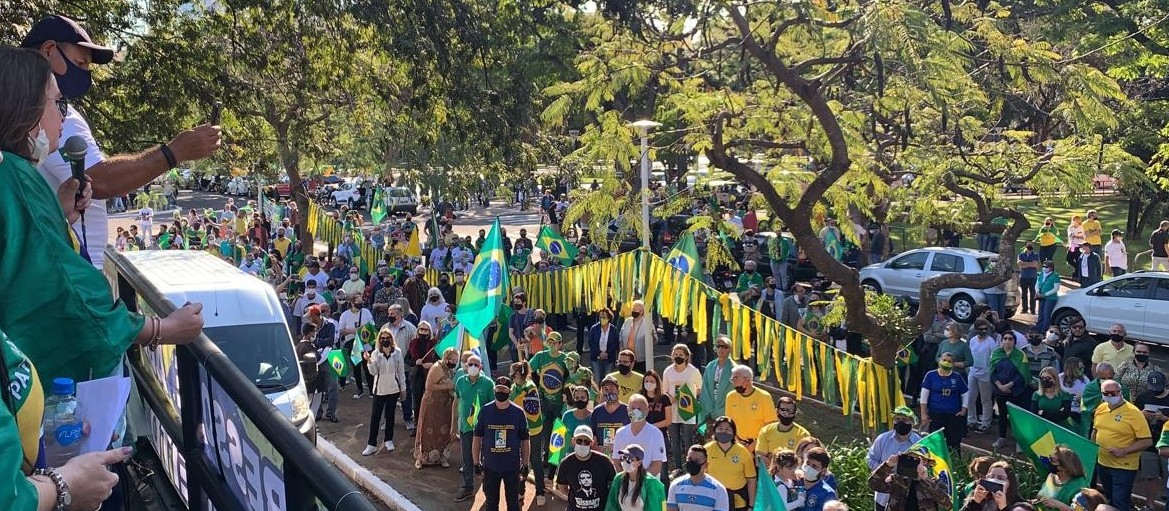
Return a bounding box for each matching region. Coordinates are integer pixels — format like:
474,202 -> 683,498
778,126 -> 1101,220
42,377 -> 84,467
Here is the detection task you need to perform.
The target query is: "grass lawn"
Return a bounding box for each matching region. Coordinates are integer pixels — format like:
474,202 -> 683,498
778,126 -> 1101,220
888,194 -> 1155,278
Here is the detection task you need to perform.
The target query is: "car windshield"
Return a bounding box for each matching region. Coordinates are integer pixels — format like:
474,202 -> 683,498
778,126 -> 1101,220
977,257 -> 992,272
389,188 -> 412,198
202,324 -> 299,391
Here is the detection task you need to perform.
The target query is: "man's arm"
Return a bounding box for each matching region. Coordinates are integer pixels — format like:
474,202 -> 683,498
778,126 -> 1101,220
87,124 -> 221,200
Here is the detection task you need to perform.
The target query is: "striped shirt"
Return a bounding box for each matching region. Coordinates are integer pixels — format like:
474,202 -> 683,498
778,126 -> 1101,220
667,474 -> 729,511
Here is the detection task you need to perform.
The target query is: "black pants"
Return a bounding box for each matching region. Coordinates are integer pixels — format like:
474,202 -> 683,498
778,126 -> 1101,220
344,339 -> 374,393
483,469 -> 522,511
367,393 -> 400,446
1019,277 -> 1036,313
928,407 -> 967,454
995,393 -> 1029,438
411,368 -> 427,422
1066,249 -> 1082,278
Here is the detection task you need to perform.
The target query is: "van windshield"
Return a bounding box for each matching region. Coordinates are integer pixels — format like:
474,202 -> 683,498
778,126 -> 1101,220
202,324 -> 299,390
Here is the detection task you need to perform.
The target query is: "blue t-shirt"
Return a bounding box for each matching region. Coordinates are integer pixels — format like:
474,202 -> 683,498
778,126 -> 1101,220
589,403 -> 630,450
474,402 -> 530,473
803,479 -> 838,511
923,369 -> 969,414
1018,251 -> 1039,279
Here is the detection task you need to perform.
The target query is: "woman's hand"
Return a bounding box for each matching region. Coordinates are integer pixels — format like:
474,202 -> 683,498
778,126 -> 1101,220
161,303 -> 205,344
992,490 -> 1008,509
56,175 -> 93,225
57,447 -> 133,511
971,484 -> 988,503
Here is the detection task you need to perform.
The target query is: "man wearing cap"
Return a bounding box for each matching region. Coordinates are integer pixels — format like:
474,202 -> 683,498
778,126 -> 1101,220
21,15 -> 221,268
1092,379 -> 1152,511
1135,371 -> 1169,483
292,280 -> 326,333
1103,229 -> 1128,277
866,406 -> 922,509
556,425 -> 616,511
473,376 -> 531,511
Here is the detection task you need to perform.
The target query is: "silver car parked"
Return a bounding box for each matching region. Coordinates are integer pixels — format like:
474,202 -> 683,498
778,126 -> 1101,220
859,247 -> 1019,322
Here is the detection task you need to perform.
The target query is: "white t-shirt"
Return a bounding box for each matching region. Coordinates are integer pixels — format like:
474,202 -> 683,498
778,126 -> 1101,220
37,106 -> 107,267
968,335 -> 999,381
303,270 -> 329,289
338,308 -> 373,342
1059,374 -> 1090,412
611,424 -> 667,477
1104,240 -> 1127,270
661,364 -> 703,424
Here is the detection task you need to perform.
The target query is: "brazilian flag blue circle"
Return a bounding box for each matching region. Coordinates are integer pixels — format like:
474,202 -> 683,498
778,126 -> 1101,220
668,255 -> 690,274
548,241 -> 564,255
474,260 -> 503,289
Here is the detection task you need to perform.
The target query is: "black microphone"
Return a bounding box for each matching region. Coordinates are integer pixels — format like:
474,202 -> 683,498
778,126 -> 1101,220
62,135 -> 88,199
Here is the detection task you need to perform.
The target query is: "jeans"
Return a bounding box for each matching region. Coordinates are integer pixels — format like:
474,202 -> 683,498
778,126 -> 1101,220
592,360 -> 612,386
1019,277 -> 1036,313
669,422 -> 697,470
531,419 -> 549,495
769,261 -> 791,291
316,372 -> 339,418
1097,465 -> 1136,511
344,339 -> 374,394
967,375 -> 993,428
367,393 -> 401,446
994,393 -> 1029,439
985,293 -> 1005,318
1038,298 -> 1057,331
1110,267 -> 1126,278
483,469 -> 522,511
460,432 -> 475,490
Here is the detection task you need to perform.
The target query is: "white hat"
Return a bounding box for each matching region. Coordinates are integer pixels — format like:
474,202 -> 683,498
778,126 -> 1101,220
572,425 -> 594,439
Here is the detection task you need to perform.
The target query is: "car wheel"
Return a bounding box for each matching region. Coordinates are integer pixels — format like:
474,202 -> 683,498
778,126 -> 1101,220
1052,309 -> 1083,335
861,279 -> 882,294
949,294 -> 976,322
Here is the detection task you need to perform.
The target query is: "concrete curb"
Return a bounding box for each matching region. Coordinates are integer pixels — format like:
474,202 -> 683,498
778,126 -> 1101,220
317,437 -> 425,511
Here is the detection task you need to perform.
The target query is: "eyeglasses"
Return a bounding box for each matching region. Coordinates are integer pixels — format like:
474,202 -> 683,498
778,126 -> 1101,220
55,98 -> 69,117
1102,391 -> 1121,397
716,345 -> 731,350
466,363 -> 481,368
1072,325 -> 1085,329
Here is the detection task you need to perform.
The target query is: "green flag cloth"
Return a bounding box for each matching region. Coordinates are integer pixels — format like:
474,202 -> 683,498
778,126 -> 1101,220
467,399 -> 480,430
664,232 -> 704,279
547,418 -> 568,466
434,325 -> 467,358
895,342 -> 918,368
325,349 -> 350,378
371,187 -> 387,224
491,306 -> 514,351
909,429 -> 958,511
535,225 -> 578,266
1007,402 -> 1098,482
753,459 -> 787,511
351,322 -> 376,365
676,383 -> 700,422
455,219 -> 510,336
509,249 -> 531,272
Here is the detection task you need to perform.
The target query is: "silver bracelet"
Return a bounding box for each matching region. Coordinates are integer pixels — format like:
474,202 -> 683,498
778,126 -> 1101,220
33,467 -> 72,510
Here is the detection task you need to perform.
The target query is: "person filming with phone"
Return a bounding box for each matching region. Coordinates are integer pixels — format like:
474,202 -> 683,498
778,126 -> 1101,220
959,461 -> 1021,511
867,452 -> 952,511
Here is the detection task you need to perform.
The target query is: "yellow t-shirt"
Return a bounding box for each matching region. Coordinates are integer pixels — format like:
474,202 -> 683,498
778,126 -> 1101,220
704,441 -> 757,508
272,236 -> 291,257
756,421 -> 812,457
725,387 -> 775,449
1082,219 -> 1102,245
606,371 -> 645,404
1091,342 -> 1134,370
1093,401 -> 1151,470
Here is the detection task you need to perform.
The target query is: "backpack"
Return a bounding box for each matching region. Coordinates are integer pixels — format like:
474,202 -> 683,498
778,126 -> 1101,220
298,341 -> 319,384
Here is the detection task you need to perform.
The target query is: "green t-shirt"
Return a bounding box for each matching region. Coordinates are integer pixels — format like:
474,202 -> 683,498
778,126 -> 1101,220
528,349 -> 569,398
511,379 -> 544,435
566,368 -> 597,401
454,373 -> 495,433
736,271 -> 763,293
1037,474 -> 1087,505
1033,391 -> 1071,414
562,409 -> 592,443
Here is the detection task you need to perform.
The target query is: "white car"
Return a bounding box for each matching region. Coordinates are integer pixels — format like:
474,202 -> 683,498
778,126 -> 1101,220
330,182 -> 367,209
1051,271 -> 1169,345
382,186 -> 418,215
859,247 -> 1019,322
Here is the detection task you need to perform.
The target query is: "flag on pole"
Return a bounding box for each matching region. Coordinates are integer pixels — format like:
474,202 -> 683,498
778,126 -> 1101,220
351,322 -> 376,365
455,218 -> 510,336
676,383 -> 700,422
325,349 -> 350,378
404,227 -> 422,257
909,429 -> 957,511
1007,402 -> 1098,482
547,418 -> 568,466
535,225 -> 578,266
665,233 -> 703,279
370,187 -> 387,224
753,459 -> 788,511
435,324 -> 470,357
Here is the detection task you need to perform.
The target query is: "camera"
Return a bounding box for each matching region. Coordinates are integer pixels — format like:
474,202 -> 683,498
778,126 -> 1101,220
980,478 -> 1004,494
896,454 -> 921,479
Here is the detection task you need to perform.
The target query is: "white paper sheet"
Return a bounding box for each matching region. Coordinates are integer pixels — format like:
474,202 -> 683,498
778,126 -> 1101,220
75,376 -> 131,454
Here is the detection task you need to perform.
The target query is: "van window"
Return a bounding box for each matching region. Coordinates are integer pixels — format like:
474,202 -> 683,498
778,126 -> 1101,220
389,188 -> 413,198
203,324 -> 300,390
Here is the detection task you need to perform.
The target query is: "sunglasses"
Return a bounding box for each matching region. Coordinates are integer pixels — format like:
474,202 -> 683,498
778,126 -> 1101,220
619,456 -> 639,464
466,363 -> 481,368
1102,391 -> 1121,397
716,345 -> 731,350
378,336 -> 391,341
574,439 -> 592,446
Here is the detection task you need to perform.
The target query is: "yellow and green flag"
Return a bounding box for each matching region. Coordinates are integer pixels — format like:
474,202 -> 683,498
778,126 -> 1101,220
325,349 -> 350,378
909,429 -> 957,511
753,459 -> 787,511
547,418 -> 568,466
676,383 -> 700,422
534,225 -> 578,265
665,233 -> 703,279
1007,402 -> 1098,482
455,219 -> 510,337
370,187 -> 387,224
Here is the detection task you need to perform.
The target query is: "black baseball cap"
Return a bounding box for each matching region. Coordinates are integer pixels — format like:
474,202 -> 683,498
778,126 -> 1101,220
21,15 -> 115,64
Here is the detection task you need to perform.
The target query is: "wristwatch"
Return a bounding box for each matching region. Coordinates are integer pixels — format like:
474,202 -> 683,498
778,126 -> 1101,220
34,468 -> 72,510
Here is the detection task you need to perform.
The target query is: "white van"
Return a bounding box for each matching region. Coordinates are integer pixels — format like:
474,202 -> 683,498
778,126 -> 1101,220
107,250 -> 315,444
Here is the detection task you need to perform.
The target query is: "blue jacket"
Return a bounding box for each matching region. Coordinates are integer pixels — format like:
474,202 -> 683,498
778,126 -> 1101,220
587,322 -> 620,362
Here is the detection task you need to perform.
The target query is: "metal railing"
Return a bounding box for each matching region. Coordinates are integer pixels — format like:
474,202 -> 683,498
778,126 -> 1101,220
108,249 -> 378,511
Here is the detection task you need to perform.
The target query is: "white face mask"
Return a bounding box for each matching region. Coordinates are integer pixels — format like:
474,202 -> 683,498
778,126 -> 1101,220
30,128 -> 51,161
620,461 -> 637,474
803,465 -> 819,481
467,366 -> 481,377
574,444 -> 591,458
1104,395 -> 1123,407
643,382 -> 657,392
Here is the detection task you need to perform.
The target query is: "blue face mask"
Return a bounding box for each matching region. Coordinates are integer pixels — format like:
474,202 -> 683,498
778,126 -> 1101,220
55,47 -> 92,99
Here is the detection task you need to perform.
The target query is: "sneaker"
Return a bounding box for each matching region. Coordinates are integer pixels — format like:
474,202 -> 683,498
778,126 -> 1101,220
992,437 -> 1008,449
361,445 -> 377,456
536,495 -> 546,507
442,459 -> 450,468
405,419 -> 416,431
415,459 -> 422,469
454,488 -> 474,502
384,440 -> 396,452
353,392 -> 364,399
326,415 -> 339,423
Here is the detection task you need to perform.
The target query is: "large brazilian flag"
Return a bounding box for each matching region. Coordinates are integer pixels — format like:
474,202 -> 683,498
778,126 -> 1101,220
455,218 -> 510,337
665,232 -> 703,279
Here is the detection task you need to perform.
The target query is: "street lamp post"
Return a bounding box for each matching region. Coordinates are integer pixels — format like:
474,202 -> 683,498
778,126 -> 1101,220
629,119 -> 660,372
